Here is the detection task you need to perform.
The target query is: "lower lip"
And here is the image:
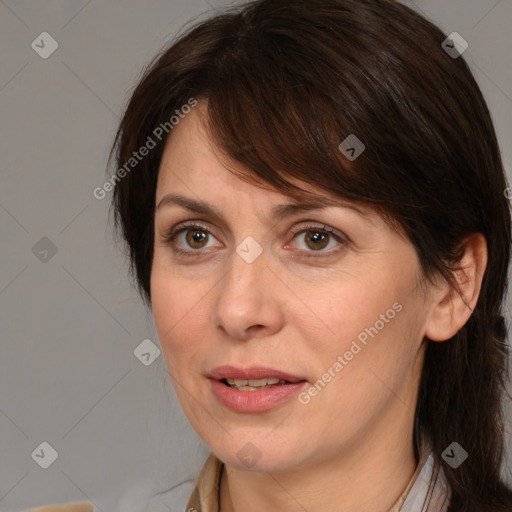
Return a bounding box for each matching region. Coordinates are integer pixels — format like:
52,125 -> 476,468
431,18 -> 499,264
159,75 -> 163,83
209,379 -> 307,413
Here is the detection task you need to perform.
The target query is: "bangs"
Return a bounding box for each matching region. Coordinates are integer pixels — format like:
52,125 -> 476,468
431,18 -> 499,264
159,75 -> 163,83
196,14 -> 386,206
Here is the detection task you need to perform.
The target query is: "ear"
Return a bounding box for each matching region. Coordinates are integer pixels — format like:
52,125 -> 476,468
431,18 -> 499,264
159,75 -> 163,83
424,233 -> 488,342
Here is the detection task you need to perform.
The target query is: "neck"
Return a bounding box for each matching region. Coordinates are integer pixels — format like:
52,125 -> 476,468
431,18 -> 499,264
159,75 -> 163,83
219,407 -> 418,512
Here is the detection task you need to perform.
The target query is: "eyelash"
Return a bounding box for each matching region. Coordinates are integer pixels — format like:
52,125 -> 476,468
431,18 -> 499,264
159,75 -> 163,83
161,222 -> 347,259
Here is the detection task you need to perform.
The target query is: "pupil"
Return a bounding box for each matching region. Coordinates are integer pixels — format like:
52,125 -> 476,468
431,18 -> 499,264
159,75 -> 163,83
186,229 -> 207,248
308,231 -> 328,250
193,231 -> 205,242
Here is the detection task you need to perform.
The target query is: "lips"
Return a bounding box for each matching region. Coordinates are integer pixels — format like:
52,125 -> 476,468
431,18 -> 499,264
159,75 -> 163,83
208,365 -> 308,412
208,365 -> 306,384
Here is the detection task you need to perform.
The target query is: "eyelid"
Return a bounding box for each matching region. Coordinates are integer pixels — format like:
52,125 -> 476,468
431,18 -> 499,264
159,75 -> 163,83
287,222 -> 344,240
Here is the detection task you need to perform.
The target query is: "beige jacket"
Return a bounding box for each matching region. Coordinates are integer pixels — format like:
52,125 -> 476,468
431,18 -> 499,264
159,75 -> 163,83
23,504 -> 93,512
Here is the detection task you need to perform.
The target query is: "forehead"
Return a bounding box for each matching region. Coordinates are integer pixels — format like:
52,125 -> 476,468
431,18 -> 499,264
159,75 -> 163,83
156,100 -> 256,192
156,101 -> 366,208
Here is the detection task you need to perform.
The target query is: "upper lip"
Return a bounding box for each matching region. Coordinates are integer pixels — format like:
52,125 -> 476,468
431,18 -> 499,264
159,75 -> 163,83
208,365 -> 306,383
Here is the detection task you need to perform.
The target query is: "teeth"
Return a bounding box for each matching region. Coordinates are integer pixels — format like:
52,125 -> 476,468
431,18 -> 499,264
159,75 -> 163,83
225,377 -> 286,389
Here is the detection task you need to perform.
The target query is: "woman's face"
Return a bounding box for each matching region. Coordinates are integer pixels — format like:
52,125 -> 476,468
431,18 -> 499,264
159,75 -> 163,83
151,102 -> 435,473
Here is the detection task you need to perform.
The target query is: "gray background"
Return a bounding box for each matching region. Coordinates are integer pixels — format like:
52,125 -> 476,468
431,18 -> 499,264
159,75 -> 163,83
1,0 -> 511,510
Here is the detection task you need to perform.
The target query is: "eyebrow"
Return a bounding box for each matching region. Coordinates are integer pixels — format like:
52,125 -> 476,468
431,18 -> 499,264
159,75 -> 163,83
155,193 -> 369,222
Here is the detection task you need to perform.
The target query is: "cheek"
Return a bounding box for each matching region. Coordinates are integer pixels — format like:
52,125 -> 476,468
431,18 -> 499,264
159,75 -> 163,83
298,266 -> 423,394
301,273 -> 405,352
315,296 -> 421,396
150,265 -> 210,370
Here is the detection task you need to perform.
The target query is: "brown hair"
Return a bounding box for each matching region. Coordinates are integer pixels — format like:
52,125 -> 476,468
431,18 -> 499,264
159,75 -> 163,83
109,0 -> 512,509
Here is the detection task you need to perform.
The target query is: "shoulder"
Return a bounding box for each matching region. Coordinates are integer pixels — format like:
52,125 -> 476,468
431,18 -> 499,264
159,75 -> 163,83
23,503 -> 94,512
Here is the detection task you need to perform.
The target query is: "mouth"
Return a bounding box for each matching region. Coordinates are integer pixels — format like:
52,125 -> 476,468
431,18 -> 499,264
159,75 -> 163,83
208,365 -> 307,387
207,365 -> 308,412
220,377 -> 297,391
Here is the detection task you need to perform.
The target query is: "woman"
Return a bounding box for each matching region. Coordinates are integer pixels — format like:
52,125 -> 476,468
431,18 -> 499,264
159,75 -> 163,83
27,0 -> 512,510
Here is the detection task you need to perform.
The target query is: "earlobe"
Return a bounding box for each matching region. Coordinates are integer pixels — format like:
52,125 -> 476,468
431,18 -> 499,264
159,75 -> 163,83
424,233 -> 488,342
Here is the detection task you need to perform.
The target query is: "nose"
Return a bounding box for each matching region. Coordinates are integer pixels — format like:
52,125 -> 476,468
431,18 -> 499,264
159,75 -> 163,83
212,244 -> 285,341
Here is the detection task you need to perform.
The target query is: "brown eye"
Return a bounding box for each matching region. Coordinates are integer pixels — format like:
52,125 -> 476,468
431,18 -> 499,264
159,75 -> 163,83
185,229 -> 208,248
304,230 -> 330,250
162,222 -> 221,254
286,223 -> 347,258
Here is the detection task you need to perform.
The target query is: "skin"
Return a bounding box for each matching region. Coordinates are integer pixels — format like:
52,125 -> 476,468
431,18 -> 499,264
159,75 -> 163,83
150,100 -> 487,512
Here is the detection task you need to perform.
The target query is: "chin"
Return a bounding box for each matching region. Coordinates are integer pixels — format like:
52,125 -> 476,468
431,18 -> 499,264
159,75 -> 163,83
210,433 -> 310,473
